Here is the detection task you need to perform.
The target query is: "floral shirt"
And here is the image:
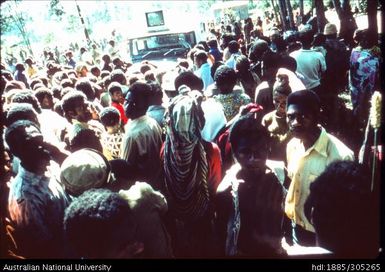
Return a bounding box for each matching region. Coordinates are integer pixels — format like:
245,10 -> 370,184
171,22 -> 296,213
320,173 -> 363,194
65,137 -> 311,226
213,91 -> 251,122
349,46 -> 380,110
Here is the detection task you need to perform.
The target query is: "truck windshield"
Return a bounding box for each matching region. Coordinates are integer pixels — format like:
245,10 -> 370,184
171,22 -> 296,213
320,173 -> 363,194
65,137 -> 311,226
129,31 -> 196,62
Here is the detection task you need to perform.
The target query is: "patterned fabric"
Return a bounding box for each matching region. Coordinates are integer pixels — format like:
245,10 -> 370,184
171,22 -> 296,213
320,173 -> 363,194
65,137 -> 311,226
349,46 -> 380,110
222,162 -> 286,256
164,94 -> 210,221
213,91 -> 251,121
101,131 -> 123,160
8,165 -> 71,258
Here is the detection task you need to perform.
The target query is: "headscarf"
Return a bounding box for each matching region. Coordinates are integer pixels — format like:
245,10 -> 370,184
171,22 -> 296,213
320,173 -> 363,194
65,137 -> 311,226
163,92 -> 209,221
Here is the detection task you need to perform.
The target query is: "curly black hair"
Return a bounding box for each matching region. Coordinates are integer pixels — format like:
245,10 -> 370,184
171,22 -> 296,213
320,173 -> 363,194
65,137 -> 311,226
304,160 -> 379,257
63,188 -> 136,258
214,65 -> 237,94
69,125 -> 103,153
6,103 -> 39,127
12,90 -> 42,114
99,107 -> 120,128
174,71 -> 204,92
229,111 -> 269,152
75,79 -> 96,101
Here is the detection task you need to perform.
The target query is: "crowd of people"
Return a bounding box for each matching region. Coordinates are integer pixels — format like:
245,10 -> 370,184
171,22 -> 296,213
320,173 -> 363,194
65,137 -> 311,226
0,12 -> 382,259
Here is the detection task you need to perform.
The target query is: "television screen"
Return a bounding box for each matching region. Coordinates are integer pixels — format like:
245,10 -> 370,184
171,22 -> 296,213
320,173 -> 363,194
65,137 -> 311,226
145,10 -> 165,27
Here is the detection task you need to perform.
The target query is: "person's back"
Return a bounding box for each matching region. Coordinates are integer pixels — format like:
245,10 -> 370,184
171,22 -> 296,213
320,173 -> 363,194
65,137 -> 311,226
121,82 -> 163,189
289,29 -> 326,92
64,188 -> 142,258
119,182 -> 174,258
304,160 -> 379,258
213,65 -> 251,121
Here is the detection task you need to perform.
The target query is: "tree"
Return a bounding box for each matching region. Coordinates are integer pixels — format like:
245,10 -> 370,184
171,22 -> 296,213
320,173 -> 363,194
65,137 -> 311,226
367,0 -> 378,41
0,0 -> 34,56
314,0 -> 327,33
332,0 -> 357,47
285,0 -> 295,30
49,0 -> 65,21
270,0 -> 281,26
277,0 -> 288,31
299,0 -> 304,18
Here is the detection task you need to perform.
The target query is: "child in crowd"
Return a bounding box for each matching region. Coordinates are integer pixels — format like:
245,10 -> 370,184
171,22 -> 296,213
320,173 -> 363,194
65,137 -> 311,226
99,107 -> 124,160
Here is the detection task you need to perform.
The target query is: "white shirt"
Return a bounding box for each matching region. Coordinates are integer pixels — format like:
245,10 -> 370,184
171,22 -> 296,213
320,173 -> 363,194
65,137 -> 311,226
200,98 -> 226,142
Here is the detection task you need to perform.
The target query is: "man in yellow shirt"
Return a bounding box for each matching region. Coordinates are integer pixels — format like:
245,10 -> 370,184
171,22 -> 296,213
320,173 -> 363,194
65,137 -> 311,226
284,90 -> 354,246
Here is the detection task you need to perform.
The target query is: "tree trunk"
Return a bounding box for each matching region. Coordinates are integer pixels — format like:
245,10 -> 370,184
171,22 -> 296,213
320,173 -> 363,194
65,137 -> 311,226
271,0 -> 281,27
12,1 -> 34,57
299,0 -> 304,18
285,0 -> 295,30
315,0 -> 327,33
367,0 -> 378,40
338,0 -> 358,47
277,0 -> 288,31
332,0 -> 343,19
75,0 -> 90,43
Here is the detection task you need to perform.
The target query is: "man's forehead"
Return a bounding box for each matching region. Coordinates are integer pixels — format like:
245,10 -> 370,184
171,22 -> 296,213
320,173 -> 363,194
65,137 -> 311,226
287,104 -> 307,112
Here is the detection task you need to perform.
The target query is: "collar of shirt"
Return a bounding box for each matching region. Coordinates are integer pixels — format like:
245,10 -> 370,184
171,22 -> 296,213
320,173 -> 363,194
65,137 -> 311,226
303,126 -> 328,158
132,115 -> 147,123
18,165 -> 50,186
72,119 -> 89,128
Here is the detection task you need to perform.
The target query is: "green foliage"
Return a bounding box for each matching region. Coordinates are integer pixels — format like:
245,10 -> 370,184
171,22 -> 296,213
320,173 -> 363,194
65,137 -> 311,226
197,0 -> 217,14
49,0 -> 65,20
292,0 -> 300,10
256,0 -> 271,10
44,32 -> 55,44
248,0 -> 256,9
66,14 -> 78,33
358,0 -> 367,13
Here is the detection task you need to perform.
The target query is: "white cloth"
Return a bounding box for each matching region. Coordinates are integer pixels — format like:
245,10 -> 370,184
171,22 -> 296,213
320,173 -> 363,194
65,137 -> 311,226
276,68 -> 306,92
200,98 -> 226,142
194,62 -> 214,91
225,52 -> 241,70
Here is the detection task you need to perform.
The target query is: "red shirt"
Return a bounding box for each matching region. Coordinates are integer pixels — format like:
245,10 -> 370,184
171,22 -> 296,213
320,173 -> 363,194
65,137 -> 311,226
111,102 -> 128,125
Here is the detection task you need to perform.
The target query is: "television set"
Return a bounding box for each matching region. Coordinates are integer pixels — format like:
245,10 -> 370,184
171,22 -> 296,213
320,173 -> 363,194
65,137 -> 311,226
145,10 -> 165,28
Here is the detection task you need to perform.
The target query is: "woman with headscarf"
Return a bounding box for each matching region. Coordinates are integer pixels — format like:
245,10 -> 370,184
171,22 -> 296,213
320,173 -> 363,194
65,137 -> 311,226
161,89 -> 222,257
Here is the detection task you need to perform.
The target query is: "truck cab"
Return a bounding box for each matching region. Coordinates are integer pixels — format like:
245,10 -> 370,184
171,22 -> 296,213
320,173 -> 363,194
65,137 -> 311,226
128,30 -> 196,63
127,10 -> 202,63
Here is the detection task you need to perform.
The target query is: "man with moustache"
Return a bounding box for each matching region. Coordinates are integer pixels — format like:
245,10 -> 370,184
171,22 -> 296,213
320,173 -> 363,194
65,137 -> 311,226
284,90 -> 354,247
